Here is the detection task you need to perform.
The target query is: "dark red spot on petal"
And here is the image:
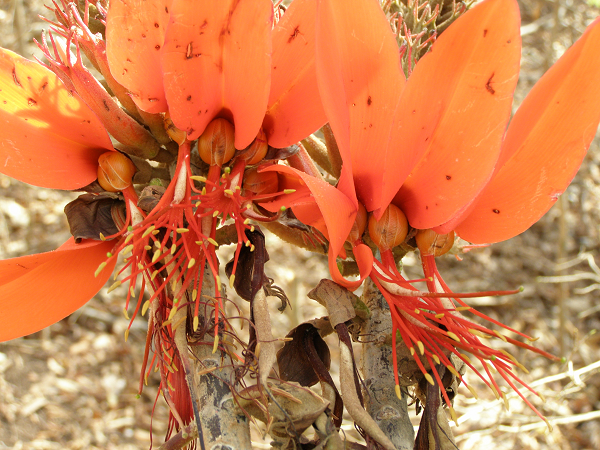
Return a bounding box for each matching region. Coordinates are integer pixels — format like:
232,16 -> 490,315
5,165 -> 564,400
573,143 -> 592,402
493,209 -> 500,214
367,96 -> 372,106
445,175 -> 451,180
485,73 -> 496,95
483,29 -> 488,37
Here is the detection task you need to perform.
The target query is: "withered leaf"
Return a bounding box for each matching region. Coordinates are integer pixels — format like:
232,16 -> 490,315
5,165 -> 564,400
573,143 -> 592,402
278,323 -> 331,387
414,366 -> 458,450
225,228 -> 269,302
64,193 -> 122,242
308,279 -> 358,328
138,185 -> 166,214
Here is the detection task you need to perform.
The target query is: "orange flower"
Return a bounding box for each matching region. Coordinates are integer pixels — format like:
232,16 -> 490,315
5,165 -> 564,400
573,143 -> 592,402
105,0 -> 325,150
265,0 -> 600,420
0,49 -> 118,341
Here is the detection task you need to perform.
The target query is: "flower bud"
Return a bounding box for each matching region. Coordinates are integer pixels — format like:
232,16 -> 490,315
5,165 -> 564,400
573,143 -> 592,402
239,128 -> 268,165
347,203 -> 367,244
415,229 -> 455,257
163,111 -> 186,145
242,167 -> 278,200
198,118 -> 235,166
368,204 -> 408,251
98,151 -> 136,192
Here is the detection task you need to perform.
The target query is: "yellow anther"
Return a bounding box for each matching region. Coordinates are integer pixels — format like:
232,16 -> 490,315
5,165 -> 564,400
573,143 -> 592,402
446,365 -> 460,378
456,306 -> 471,311
176,228 -> 189,233
224,189 -> 234,196
250,225 -> 255,232
142,225 -> 156,238
129,287 -> 135,296
95,262 -> 107,278
468,328 -> 489,339
152,229 -> 160,235
152,249 -> 162,263
435,313 -> 445,319
151,270 -> 159,281
461,353 -> 473,365
212,335 -> 220,353
142,300 -> 151,316
190,175 -> 207,182
466,384 -> 479,399
123,244 -> 134,255
192,289 -> 198,301
168,305 -> 178,321
424,373 -> 435,386
144,245 -> 152,251
154,240 -> 161,248
107,281 -> 122,293
250,244 -> 255,252
395,385 -> 402,400
448,406 -> 459,426
201,187 -> 207,195
171,244 -> 177,254
216,275 -> 222,291
137,263 -> 144,270
213,210 -> 220,217
124,233 -> 135,244
123,308 -> 130,320
409,347 -> 415,356
447,331 -> 460,342
417,341 -> 424,355
493,330 -> 508,342
193,316 -> 199,332
124,328 -> 130,342
206,237 -> 219,247
432,354 -> 440,365
188,258 -> 196,269
245,240 -> 251,247
243,218 -> 250,225
99,232 -> 106,241
229,274 -> 235,288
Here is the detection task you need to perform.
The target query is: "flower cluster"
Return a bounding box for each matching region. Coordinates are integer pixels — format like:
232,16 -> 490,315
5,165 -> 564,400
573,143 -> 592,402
1,0 -> 600,445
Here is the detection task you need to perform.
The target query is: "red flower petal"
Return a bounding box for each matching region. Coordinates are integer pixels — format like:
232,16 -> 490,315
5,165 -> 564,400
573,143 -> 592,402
263,0 -> 326,148
393,0 -> 521,229
0,238 -> 117,342
456,17 -> 600,244
162,0 -> 272,149
316,0 -> 405,211
106,0 -> 171,114
0,49 -> 112,190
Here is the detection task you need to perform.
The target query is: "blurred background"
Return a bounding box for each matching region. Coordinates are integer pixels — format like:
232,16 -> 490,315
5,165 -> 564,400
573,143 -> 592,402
1,0 -> 600,448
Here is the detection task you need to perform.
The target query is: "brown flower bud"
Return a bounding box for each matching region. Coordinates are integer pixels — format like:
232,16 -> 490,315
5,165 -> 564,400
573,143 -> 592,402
198,118 -> 235,166
347,203 -> 367,244
368,204 -> 408,251
242,167 -> 278,200
415,229 -> 455,257
239,128 -> 268,165
97,151 -> 136,192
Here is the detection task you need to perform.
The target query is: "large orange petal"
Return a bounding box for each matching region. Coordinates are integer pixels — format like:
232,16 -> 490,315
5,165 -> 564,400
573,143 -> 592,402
393,0 -> 521,229
0,49 -> 112,190
162,0 -> 272,149
456,17 -> 600,244
106,0 -> 171,114
263,0 -> 326,148
262,164 -> 356,260
316,0 -> 405,211
0,238 -> 117,342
